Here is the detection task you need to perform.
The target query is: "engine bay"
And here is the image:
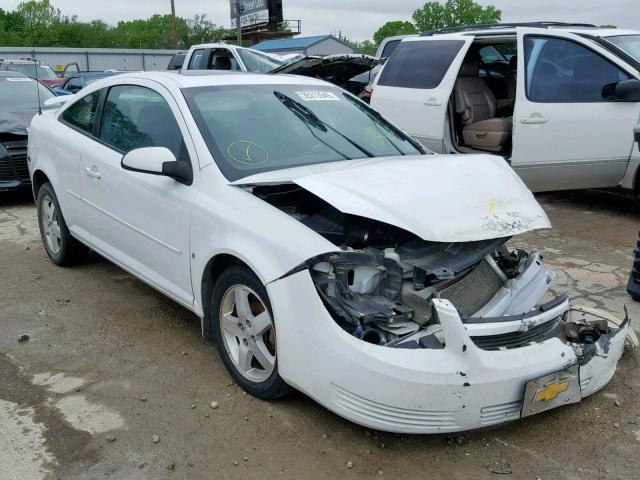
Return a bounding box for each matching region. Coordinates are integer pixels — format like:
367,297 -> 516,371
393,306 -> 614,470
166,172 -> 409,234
252,184 -> 623,351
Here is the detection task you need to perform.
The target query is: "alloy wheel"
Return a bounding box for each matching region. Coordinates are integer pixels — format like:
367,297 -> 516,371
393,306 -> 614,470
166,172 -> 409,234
219,284 -> 276,383
41,194 -> 62,255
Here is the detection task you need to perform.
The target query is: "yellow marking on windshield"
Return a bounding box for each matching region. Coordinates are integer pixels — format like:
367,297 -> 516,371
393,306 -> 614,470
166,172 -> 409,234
227,140 -> 269,166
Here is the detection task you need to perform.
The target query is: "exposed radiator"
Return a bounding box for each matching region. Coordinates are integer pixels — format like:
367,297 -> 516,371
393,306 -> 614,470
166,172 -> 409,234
436,259 -> 503,316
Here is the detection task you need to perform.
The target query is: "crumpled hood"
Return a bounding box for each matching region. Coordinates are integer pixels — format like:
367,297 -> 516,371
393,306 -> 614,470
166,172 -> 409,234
271,54 -> 380,82
0,109 -> 38,135
232,154 -> 551,242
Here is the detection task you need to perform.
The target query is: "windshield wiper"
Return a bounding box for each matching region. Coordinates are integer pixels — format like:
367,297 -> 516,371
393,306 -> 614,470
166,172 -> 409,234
274,91 -> 375,158
342,94 -> 427,155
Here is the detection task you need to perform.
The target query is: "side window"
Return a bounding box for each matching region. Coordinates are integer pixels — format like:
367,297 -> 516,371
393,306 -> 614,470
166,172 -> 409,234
66,78 -> 82,93
61,91 -> 100,133
525,36 -> 630,102
208,49 -> 241,71
188,49 -> 205,69
98,85 -> 184,158
377,40 -> 465,89
380,40 -> 400,59
479,46 -> 504,64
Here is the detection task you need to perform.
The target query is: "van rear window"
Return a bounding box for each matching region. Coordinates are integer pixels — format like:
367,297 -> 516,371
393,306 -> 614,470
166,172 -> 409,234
377,40 -> 464,89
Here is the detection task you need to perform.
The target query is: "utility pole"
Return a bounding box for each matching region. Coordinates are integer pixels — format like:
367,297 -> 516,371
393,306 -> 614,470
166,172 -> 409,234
170,0 -> 177,49
235,0 -> 243,46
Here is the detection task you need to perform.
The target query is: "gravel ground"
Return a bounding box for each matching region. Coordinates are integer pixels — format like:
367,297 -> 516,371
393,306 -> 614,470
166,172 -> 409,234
1,188 -> 639,480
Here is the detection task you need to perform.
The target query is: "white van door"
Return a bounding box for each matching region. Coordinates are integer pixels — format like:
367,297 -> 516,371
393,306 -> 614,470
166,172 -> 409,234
371,36 -> 473,152
512,27 -> 640,192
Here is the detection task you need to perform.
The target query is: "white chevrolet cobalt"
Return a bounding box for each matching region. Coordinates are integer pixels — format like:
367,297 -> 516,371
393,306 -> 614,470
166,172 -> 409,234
28,71 -> 635,433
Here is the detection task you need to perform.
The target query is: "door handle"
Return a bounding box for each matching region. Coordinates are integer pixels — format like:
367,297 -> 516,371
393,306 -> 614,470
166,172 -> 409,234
424,98 -> 442,106
85,166 -> 102,179
521,114 -> 548,125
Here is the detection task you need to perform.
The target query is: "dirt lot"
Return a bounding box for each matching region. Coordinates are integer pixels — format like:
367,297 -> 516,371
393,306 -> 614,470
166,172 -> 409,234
1,188 -> 639,480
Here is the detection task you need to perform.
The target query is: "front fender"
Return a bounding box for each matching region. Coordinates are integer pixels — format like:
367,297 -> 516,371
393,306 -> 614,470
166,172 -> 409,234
189,183 -> 340,316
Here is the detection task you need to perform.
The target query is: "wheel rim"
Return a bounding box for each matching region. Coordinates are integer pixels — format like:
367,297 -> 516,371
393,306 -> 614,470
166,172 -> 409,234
219,284 -> 276,383
41,194 -> 62,255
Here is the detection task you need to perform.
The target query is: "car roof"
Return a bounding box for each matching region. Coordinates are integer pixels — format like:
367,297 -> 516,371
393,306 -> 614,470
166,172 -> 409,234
0,70 -> 28,78
420,23 -> 640,38
189,43 -> 238,50
104,70 -> 333,89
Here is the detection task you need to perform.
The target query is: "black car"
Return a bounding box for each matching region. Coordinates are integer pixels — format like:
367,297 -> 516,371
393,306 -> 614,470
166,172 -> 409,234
628,128 -> 640,301
0,71 -> 55,191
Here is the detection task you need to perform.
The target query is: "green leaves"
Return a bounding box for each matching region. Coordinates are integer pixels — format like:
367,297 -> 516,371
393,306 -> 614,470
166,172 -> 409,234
373,21 -> 418,45
0,1 -> 229,49
412,0 -> 502,32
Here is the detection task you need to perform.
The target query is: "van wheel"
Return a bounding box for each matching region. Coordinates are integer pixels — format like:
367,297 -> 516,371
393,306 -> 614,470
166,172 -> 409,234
36,182 -> 87,266
211,265 -> 290,399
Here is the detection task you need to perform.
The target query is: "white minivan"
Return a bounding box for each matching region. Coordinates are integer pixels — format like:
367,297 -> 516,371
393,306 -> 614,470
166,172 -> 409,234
371,22 -> 640,192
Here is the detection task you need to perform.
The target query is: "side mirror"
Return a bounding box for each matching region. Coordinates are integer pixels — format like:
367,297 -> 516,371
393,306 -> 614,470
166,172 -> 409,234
615,79 -> 640,102
121,147 -> 193,185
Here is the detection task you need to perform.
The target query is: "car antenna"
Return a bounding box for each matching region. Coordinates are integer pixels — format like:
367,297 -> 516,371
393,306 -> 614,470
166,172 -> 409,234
32,51 -> 42,115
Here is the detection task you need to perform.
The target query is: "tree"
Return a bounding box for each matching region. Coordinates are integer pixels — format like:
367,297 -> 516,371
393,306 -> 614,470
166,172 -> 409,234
15,0 -> 61,45
373,21 -> 417,45
357,40 -> 378,56
412,0 -> 501,32
0,1 -> 229,49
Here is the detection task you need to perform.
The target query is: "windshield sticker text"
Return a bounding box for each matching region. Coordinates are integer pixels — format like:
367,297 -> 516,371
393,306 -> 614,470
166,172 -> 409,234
295,91 -> 340,102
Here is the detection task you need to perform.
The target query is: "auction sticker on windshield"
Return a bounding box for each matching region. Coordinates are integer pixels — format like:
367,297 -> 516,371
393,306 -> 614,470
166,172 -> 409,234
295,91 -> 340,102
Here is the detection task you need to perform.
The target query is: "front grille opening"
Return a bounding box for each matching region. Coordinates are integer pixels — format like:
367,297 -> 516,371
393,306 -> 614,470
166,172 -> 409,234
471,319 -> 561,350
436,259 -> 503,316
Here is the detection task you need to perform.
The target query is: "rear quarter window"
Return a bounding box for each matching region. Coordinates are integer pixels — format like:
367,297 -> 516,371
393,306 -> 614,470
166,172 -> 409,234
377,40 -> 465,89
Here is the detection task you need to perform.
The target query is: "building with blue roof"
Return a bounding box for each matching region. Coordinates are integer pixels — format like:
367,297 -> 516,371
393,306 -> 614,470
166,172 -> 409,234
251,35 -> 355,57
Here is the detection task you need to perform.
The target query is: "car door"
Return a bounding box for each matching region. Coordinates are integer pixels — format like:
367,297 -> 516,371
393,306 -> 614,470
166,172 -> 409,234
56,90 -> 102,242
512,28 -> 640,191
371,36 -> 473,152
80,80 -> 196,307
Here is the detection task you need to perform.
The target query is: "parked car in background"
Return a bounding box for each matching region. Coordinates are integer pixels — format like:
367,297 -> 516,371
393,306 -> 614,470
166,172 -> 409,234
183,43 -> 285,72
53,71 -> 119,95
0,58 -> 59,87
182,43 -> 380,97
0,71 -> 54,190
269,54 -> 380,97
28,70 -> 634,433
628,127 -> 640,301
371,22 -> 640,193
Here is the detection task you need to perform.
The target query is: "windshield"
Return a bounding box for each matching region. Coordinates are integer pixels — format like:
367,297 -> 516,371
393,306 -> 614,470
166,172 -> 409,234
606,35 -> 640,62
5,63 -> 58,79
236,49 -> 284,73
0,77 -> 55,109
183,84 -> 424,181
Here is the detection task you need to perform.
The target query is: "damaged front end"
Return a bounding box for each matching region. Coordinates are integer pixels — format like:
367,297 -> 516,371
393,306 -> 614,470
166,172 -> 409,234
253,181 -> 636,425
255,182 -> 633,355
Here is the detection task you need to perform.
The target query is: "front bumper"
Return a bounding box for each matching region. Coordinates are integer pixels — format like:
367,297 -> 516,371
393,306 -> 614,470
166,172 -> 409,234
0,139 -> 30,191
268,270 -> 629,434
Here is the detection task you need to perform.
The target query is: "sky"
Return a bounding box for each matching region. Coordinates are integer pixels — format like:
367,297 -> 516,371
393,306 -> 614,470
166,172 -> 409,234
2,0 -> 639,42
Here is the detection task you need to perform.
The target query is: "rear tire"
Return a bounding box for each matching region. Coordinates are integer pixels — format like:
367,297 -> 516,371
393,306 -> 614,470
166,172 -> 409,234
36,182 -> 88,266
211,265 -> 290,400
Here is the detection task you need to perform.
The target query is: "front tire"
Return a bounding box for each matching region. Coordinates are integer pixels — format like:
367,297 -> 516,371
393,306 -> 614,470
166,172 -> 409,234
211,265 -> 290,399
36,182 -> 87,266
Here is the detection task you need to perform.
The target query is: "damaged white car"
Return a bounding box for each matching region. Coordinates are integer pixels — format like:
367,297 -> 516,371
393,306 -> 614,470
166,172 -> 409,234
29,71 -> 635,433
